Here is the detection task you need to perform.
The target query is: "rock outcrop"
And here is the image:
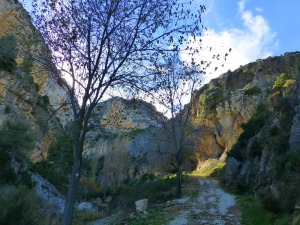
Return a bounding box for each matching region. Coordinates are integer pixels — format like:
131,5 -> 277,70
84,97 -> 171,190
190,52 -> 300,212
0,0 -> 71,161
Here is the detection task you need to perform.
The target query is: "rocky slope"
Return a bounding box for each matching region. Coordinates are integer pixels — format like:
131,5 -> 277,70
190,52 -> 300,213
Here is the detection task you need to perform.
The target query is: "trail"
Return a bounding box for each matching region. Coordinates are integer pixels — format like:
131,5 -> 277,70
168,178 -> 241,225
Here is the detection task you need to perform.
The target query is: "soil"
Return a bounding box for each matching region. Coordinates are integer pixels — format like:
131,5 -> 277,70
167,177 -> 241,225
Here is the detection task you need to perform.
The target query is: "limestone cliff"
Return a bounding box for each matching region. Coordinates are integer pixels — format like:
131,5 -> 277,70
190,52 -> 300,160
0,0 -> 71,124
190,52 -> 300,212
84,97 -> 171,190
0,0 -> 70,161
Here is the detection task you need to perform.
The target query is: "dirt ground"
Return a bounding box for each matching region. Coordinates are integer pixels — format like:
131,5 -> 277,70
167,177 -> 241,225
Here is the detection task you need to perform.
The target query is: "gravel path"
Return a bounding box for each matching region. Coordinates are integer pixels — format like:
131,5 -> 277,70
168,178 -> 241,225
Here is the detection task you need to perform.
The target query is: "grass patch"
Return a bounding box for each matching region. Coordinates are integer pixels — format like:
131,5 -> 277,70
237,194 -> 297,225
128,204 -> 176,225
237,195 -> 275,225
190,160 -> 226,177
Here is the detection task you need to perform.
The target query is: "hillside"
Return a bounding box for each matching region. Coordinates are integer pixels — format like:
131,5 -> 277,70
190,52 -> 300,214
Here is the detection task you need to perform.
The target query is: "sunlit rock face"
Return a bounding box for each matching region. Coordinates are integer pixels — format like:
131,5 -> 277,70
0,0 -> 72,125
190,52 -> 300,160
0,0 -> 71,161
191,52 -> 300,208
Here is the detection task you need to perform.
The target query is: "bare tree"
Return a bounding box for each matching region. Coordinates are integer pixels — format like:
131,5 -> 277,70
149,53 -> 203,197
27,0 -> 206,224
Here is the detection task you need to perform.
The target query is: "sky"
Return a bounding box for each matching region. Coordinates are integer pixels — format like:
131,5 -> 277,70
188,0 -> 300,82
22,0 -> 300,84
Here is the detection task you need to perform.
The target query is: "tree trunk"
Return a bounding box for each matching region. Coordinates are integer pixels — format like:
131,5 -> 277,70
176,162 -> 182,198
176,148 -> 184,198
61,146 -> 82,225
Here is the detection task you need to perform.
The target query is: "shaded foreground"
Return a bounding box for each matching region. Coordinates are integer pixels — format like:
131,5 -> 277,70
126,177 -> 241,225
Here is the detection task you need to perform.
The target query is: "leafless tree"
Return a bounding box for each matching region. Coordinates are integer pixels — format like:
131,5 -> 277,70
29,0 -> 206,224
150,53 -> 203,197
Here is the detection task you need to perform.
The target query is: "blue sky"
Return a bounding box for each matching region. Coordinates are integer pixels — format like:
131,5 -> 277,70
22,0 -> 300,82
186,0 -> 300,81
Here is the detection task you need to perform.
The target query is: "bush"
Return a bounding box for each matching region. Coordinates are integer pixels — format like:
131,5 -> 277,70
0,120 -> 36,187
37,95 -> 50,109
0,35 -> 17,72
20,56 -> 34,75
268,125 -> 279,137
283,79 -> 296,88
198,87 -> 224,109
78,177 -> 101,200
243,85 -> 261,95
228,109 -> 268,161
0,120 -> 34,154
274,96 -> 297,113
0,185 -> 42,225
287,149 -> 300,173
31,131 -> 73,193
249,137 -> 262,158
272,73 -> 296,91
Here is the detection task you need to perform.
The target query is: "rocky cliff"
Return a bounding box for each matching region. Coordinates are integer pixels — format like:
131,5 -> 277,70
190,52 -> 300,212
83,97 -> 173,190
0,0 -> 71,161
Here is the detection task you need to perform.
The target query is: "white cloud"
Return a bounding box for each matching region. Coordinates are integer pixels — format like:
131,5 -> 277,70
181,0 -> 277,83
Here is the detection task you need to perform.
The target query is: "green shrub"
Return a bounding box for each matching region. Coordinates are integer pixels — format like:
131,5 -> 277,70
283,79 -> 296,88
31,131 -> 73,193
20,56 -> 34,75
0,149 -> 17,184
37,95 -> 50,109
0,35 -> 17,72
287,149 -> 300,173
4,105 -> 11,114
228,109 -> 268,161
111,175 -> 176,211
268,125 -> 279,137
74,210 -> 106,225
237,195 -> 274,225
78,177 -> 101,200
274,96 -> 297,113
0,120 -> 34,153
0,120 -> 35,187
272,73 -> 296,91
243,85 -> 261,95
0,185 -> 42,225
198,87 -> 224,109
249,137 -> 262,158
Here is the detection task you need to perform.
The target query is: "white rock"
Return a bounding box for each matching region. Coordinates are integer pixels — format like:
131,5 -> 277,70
135,199 -> 148,213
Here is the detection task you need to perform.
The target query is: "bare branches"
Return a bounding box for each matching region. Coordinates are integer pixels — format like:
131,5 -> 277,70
28,0 -> 207,223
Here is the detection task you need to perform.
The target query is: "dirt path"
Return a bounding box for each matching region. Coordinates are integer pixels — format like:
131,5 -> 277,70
168,178 -> 241,225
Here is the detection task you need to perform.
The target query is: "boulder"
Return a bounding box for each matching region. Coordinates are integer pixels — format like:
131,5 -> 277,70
135,199 -> 148,213
77,202 -> 97,212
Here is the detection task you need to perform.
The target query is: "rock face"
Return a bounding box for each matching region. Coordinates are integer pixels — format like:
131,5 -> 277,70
0,0 -> 71,161
0,0 -> 69,111
84,97 -> 171,190
190,52 -> 300,160
190,52 -> 300,212
0,69 -> 62,162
